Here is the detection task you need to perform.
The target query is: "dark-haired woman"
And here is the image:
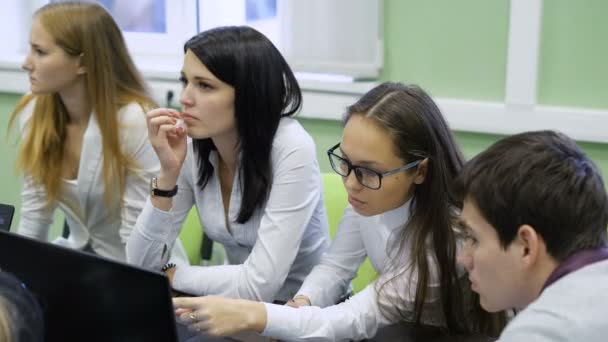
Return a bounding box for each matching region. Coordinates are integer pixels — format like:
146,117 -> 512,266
126,26 -> 329,303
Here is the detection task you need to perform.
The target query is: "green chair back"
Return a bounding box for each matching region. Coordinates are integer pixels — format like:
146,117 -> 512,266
179,208 -> 203,265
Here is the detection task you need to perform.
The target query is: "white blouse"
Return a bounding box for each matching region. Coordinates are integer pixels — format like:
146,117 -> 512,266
127,118 -> 330,302
16,101 -> 188,262
296,201 -> 413,307
262,200 -> 454,341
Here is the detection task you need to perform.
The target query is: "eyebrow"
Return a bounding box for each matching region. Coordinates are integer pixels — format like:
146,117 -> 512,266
338,147 -> 381,168
180,71 -> 215,82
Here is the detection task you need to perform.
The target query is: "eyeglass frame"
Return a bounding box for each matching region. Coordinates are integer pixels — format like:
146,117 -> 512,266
326,143 -> 424,190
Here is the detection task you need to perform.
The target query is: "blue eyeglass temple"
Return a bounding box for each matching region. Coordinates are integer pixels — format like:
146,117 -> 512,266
328,143 -> 422,177
380,159 -> 422,176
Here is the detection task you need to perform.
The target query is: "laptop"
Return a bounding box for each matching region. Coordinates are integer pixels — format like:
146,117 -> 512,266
0,203 -> 15,231
0,230 -> 178,342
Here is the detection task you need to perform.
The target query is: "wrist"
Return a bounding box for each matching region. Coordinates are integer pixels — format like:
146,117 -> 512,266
162,263 -> 177,286
242,301 -> 267,333
158,170 -> 179,187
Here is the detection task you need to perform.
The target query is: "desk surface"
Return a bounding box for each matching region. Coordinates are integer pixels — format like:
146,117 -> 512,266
368,323 -> 496,342
179,322 -> 497,342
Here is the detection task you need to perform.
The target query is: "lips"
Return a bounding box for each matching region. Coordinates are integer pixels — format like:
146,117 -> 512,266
348,195 -> 366,208
469,277 -> 478,292
180,112 -> 197,122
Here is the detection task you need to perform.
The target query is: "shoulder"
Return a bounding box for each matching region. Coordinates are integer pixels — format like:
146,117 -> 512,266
274,118 -> 315,148
498,306 -> 573,341
501,265 -> 608,341
271,118 -> 316,160
117,102 -> 148,126
17,95 -> 38,131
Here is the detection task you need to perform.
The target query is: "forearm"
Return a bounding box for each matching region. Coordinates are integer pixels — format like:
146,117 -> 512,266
126,199 -> 181,268
297,262 -> 357,307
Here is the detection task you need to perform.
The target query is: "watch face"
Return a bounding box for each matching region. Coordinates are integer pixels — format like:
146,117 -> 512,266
149,177 -> 157,196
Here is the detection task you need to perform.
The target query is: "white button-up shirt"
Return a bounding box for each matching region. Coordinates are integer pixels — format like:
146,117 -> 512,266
127,118 -> 330,302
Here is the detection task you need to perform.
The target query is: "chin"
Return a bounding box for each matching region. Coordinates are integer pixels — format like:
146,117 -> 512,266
352,206 -> 379,217
479,297 -> 505,313
186,130 -> 209,140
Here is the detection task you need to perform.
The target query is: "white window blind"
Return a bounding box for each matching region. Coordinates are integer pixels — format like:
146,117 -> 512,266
280,0 -> 383,79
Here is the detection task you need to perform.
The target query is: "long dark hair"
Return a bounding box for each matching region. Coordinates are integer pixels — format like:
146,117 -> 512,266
184,26 -> 302,223
347,82 -> 503,335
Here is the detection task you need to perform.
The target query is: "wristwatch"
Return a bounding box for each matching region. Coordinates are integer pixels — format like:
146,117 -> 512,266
149,177 -> 178,198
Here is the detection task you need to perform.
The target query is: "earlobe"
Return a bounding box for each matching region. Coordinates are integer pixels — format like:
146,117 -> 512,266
76,53 -> 86,75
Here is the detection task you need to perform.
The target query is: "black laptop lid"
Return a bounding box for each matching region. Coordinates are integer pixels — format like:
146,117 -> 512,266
0,230 -> 178,342
0,204 -> 15,231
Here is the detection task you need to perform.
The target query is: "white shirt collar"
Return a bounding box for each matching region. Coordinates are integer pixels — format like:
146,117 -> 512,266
378,197 -> 413,231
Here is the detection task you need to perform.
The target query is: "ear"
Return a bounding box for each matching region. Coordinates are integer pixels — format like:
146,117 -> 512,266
76,53 -> 86,75
413,158 -> 429,185
514,224 -> 542,268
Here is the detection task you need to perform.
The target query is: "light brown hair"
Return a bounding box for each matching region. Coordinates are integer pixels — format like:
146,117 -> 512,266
9,2 -> 155,204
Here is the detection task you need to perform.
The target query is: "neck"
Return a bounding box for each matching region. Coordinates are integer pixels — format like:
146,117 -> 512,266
523,255 -> 559,308
213,131 -> 239,174
59,78 -> 91,126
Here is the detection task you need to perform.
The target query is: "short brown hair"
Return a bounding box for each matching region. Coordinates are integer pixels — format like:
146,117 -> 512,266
456,130 -> 608,261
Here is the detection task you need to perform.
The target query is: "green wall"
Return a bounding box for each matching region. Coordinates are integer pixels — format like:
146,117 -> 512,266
538,0 -> 608,109
382,0 -> 608,109
381,0 -> 510,101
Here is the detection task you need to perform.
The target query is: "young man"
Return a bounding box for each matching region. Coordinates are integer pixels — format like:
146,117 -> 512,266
456,130 -> 608,341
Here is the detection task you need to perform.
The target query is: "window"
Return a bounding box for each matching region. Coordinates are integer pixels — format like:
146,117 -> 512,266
1,0 -> 383,79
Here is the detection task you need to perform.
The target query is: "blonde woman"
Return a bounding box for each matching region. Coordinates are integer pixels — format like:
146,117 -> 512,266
9,2 -> 186,262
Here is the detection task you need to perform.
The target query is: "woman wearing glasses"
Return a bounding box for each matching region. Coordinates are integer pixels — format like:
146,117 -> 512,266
173,82 -> 504,341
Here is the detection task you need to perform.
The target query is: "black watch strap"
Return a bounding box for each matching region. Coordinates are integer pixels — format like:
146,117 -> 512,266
150,177 -> 178,198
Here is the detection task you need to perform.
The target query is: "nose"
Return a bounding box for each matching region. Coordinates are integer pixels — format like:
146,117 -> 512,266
179,85 -> 193,109
22,53 -> 33,72
343,170 -> 362,192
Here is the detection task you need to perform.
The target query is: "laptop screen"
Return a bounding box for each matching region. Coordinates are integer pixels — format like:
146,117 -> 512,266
0,230 -> 178,342
0,204 -> 15,231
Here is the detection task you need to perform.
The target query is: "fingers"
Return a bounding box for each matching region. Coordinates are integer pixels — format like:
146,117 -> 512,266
146,107 -> 181,121
285,300 -> 299,308
178,309 -> 199,323
146,108 -> 183,138
173,296 -> 201,310
174,308 -> 191,316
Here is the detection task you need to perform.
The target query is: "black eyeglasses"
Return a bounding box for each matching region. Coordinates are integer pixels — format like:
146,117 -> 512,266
327,143 -> 422,190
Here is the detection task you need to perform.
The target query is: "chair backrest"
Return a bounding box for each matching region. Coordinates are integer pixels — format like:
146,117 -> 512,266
179,207 -> 203,265
321,173 -> 348,238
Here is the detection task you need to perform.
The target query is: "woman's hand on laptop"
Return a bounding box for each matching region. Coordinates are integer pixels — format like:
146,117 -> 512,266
173,296 -> 267,337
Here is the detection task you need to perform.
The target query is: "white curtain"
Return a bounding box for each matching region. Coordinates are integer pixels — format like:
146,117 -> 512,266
280,0 -> 383,79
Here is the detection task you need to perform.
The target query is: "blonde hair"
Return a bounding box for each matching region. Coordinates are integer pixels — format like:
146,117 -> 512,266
0,296 -> 13,342
9,1 -> 156,204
